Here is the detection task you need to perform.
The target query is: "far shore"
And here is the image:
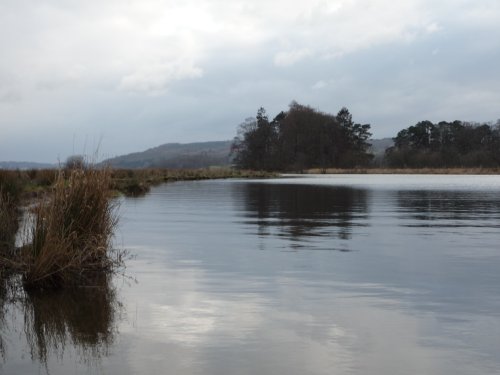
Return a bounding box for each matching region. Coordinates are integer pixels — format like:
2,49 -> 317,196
303,167 -> 500,175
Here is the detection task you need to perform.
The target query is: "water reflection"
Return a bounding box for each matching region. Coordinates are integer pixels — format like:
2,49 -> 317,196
397,190 -> 500,227
238,183 -> 369,243
2,177 -> 500,374
0,273 -> 121,371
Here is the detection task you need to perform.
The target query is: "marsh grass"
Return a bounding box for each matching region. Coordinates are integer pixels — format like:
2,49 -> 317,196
0,191 -> 18,255
0,171 -> 22,255
18,166 -> 122,290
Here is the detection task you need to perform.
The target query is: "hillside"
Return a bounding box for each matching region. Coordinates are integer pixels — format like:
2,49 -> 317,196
103,141 -> 233,169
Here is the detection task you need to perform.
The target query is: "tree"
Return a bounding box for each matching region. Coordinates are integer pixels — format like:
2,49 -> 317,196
231,108 -> 279,170
336,107 -> 373,167
385,119 -> 500,168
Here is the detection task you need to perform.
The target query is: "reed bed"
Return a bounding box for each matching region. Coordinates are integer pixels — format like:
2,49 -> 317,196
21,167 -> 121,289
0,166 -> 122,290
0,191 -> 18,254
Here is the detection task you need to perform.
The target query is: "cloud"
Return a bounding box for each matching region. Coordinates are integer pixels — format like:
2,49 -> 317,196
425,22 -> 442,34
0,89 -> 22,103
119,60 -> 203,94
312,80 -> 327,90
274,49 -> 312,67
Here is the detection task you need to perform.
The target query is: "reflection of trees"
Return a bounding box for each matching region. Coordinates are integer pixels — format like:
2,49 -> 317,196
239,183 -> 368,243
0,273 -> 120,366
396,190 -> 500,226
0,276 -> 11,360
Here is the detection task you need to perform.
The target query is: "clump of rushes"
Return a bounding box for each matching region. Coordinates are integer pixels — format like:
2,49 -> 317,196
21,166 -> 121,290
0,191 -> 16,253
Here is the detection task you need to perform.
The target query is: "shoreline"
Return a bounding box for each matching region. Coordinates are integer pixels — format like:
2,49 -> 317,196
303,167 -> 500,175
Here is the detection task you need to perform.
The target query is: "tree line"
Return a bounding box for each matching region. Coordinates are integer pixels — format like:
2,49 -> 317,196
231,102 -> 372,171
385,120 -> 500,168
231,102 -> 500,170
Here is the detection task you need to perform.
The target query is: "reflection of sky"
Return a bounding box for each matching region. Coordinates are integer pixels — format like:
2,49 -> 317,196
113,255 -> 500,374
112,177 -> 500,374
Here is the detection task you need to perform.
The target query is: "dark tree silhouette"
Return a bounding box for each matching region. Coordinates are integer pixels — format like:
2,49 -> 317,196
386,120 -> 500,168
232,103 -> 373,171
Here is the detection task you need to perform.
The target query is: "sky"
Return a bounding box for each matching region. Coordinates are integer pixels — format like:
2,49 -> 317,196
1,0 -> 500,163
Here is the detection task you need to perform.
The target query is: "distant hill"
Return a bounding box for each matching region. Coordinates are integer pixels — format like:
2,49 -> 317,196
369,138 -> 394,156
0,161 -> 56,170
103,141 -> 234,169
369,138 -> 394,166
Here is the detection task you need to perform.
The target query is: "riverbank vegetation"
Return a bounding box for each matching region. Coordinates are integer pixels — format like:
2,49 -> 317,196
110,167 -> 277,196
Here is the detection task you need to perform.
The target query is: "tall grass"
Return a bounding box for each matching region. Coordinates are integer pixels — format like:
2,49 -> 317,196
0,172 -> 21,255
0,192 -> 18,255
21,166 -> 121,289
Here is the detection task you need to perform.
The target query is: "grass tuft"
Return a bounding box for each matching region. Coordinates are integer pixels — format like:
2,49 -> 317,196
18,166 -> 121,290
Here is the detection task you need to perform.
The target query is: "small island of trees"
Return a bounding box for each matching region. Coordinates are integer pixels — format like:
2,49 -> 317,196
231,102 -> 373,171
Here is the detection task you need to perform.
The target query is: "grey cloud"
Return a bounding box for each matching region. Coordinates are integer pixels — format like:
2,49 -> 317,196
0,89 -> 22,103
1,0 -> 500,161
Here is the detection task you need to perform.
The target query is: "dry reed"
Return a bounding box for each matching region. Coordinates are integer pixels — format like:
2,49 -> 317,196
19,166 -> 121,289
0,172 -> 21,255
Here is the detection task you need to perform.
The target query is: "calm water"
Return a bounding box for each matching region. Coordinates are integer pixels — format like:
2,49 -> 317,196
2,175 -> 500,374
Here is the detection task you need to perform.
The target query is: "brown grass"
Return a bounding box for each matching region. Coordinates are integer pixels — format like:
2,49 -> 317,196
0,171 -> 21,255
0,191 -> 18,255
16,166 -> 121,289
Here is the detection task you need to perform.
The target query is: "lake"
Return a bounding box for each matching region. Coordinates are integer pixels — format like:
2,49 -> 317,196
2,174 -> 500,374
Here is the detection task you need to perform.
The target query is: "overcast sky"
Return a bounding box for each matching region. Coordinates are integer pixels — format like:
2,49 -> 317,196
1,0 -> 500,162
